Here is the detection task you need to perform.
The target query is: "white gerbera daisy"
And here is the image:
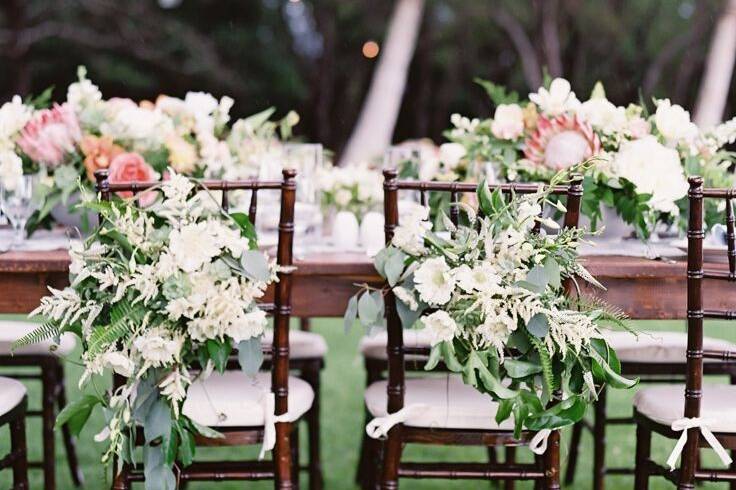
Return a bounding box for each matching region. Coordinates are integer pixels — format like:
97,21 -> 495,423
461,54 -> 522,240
413,257 -> 456,305
421,310 -> 458,346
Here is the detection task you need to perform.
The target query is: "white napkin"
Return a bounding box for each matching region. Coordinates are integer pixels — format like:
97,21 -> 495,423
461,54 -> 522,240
0,228 -> 78,252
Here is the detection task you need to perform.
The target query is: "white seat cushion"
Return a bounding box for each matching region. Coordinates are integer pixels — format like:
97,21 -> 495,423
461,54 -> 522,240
601,329 -> 736,364
183,371 -> 314,427
0,321 -> 76,356
0,376 -> 26,416
262,330 -> 327,359
634,384 -> 736,432
360,329 -> 432,361
365,375 -> 514,430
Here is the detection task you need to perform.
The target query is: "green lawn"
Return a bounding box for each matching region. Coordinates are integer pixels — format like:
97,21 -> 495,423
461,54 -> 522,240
1,319 -> 734,489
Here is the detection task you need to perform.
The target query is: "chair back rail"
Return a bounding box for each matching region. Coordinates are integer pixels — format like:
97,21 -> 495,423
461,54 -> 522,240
93,168 -> 297,486
681,176 -> 736,486
381,167 -> 583,424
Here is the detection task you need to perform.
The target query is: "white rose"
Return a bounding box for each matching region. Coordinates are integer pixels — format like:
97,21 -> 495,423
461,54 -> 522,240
438,143 -> 467,169
134,330 -> 183,367
334,188 -> 352,208
0,95 -> 33,144
577,98 -> 627,134
414,257 -> 456,305
612,136 -> 688,214
169,222 -> 222,272
654,99 -> 698,145
626,116 -> 650,139
421,310 -> 458,346
529,78 -> 580,116
227,309 -> 267,343
491,104 -> 525,140
0,151 -> 23,190
102,351 -> 135,378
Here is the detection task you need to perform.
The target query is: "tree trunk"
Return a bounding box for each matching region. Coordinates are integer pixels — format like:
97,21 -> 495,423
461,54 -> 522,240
339,0 -> 425,166
694,0 -> 736,127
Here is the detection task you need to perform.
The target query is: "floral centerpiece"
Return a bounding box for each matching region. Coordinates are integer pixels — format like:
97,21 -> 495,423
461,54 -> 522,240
445,77 -> 735,238
319,162 -> 383,217
345,171 -> 636,437
0,66 -> 298,231
13,172 -> 278,488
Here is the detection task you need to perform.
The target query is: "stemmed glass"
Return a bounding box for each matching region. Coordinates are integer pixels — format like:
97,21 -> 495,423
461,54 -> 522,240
1,174 -> 39,249
284,143 -> 324,242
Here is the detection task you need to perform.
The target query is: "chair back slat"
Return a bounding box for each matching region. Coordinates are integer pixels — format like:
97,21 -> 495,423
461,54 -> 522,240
380,169 -> 583,419
419,190 -> 427,207
249,189 -> 258,226
449,190 -> 459,226
221,182 -> 229,211
727,198 -> 736,274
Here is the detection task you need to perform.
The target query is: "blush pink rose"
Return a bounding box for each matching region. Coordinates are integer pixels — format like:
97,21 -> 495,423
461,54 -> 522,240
108,152 -> 158,207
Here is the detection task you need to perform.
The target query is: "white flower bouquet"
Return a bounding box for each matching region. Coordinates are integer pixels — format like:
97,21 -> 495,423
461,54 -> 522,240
319,162 -> 383,216
345,171 -> 637,436
0,66 -> 299,231
445,77 -> 735,238
13,172 -> 279,487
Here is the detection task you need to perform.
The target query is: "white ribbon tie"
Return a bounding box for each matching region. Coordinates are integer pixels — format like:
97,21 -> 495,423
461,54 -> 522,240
365,404 -> 428,439
259,392 -> 292,460
529,429 -> 552,455
666,417 -> 733,471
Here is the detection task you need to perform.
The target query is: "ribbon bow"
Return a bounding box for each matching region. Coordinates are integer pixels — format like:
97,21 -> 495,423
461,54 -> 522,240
259,392 -> 292,460
666,417 -> 733,471
529,429 -> 552,455
365,404 -> 428,439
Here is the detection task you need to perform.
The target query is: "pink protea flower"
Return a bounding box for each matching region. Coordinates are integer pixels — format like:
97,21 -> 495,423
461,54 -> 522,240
523,114 -> 600,170
17,103 -> 82,168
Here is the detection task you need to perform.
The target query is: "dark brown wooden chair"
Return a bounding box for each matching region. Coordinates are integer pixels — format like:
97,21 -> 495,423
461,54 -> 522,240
564,329 -> 736,489
633,176 -> 736,489
0,376 -> 29,490
0,325 -> 83,490
95,169 -> 306,489
362,169 -> 583,490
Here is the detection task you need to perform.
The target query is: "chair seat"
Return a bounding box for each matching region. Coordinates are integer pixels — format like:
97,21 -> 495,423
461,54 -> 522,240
183,371 -> 314,427
365,375 -> 514,431
634,384 -> 736,432
262,330 -> 327,360
360,329 -> 432,361
0,321 -> 76,356
0,376 -> 26,416
601,329 -> 736,364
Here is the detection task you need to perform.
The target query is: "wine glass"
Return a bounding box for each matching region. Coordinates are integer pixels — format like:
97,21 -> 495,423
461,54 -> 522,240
284,143 -> 324,245
1,174 -> 39,249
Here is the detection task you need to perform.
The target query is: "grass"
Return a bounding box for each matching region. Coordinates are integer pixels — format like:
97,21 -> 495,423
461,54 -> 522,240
1,318 -> 734,489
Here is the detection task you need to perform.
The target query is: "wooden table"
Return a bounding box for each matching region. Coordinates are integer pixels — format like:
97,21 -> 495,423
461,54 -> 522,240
0,250 -> 732,319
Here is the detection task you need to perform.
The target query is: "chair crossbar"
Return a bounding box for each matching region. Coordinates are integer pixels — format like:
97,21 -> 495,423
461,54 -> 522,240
398,462 -> 545,480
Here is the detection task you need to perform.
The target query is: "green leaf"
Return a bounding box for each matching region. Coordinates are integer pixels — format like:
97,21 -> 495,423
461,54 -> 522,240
55,394 -> 101,436
396,298 -> 423,330
476,178 -> 494,216
207,339 -> 233,373
544,257 -> 561,289
144,398 -> 171,444
238,337 -> 263,375
242,107 -> 276,130
240,250 -> 271,282
176,425 -> 195,467
424,343 -> 442,371
504,359 -> 543,378
163,426 -> 179,466
495,398 -> 514,425
463,350 -> 517,399
474,78 -> 519,106
143,444 -> 176,490
229,212 -> 258,249
526,313 -> 549,338
358,291 -> 381,327
590,348 -> 639,389
187,418 -> 224,440
526,395 -> 587,430
525,265 -> 548,292
343,294 -> 359,333
385,249 -> 407,287
440,341 -> 464,372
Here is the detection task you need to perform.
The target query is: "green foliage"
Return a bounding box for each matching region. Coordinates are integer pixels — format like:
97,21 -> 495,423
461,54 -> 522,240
87,299 -> 145,355
24,86 -> 54,109
237,336 -> 263,375
11,322 -> 61,352
55,394 -> 103,436
474,78 -> 519,107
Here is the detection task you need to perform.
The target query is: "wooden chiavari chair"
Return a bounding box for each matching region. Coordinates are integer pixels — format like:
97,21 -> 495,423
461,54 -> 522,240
0,376 -> 29,490
362,169 -> 583,489
633,176 -> 736,489
95,169 -> 309,489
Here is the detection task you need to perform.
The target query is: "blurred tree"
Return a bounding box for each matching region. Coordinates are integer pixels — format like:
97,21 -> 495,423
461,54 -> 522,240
0,0 -> 732,158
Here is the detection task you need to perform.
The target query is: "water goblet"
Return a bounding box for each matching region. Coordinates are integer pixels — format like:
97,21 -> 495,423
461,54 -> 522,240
0,174 -> 39,249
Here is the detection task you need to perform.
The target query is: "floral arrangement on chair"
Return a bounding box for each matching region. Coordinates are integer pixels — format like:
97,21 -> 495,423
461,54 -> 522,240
13,172 -> 278,488
445,78 -> 735,238
345,170 -> 637,439
0,66 -> 298,230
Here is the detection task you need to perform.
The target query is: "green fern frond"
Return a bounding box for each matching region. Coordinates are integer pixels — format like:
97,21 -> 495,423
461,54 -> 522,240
11,323 -> 61,352
569,295 -> 633,333
527,331 -> 557,394
87,299 -> 145,355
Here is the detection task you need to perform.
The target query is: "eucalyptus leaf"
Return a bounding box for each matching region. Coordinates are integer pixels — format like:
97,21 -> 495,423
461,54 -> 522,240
143,444 -> 176,490
544,257 -> 561,289
358,291 -> 380,327
207,339 -> 232,373
504,359 -> 543,378
395,298 -> 423,329
385,249 -> 407,286
144,398 -> 171,444
54,394 -> 101,436
238,336 -> 264,375
240,250 -> 271,282
424,343 -> 442,371
343,294 -> 359,332
526,313 -> 549,338
525,265 -> 548,291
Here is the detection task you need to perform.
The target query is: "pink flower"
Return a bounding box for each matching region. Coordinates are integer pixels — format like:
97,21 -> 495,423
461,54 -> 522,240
108,152 -> 158,207
523,114 -> 600,170
17,103 -> 81,167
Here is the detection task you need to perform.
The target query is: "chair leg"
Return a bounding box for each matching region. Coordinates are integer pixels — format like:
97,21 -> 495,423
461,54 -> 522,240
292,424 -> 301,488
380,427 -> 403,490
41,360 -> 57,490
634,423 -> 651,490
504,446 -> 516,490
56,362 -> 84,487
543,430 -> 561,490
593,385 -> 607,490
356,362 -> 382,487
564,421 -> 583,484
300,318 -> 311,331
10,400 -> 29,490
112,463 -> 131,490
275,421 -> 296,490
302,362 -> 323,490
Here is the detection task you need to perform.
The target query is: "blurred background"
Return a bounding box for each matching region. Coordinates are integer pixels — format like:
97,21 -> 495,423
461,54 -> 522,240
0,0 -> 733,159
